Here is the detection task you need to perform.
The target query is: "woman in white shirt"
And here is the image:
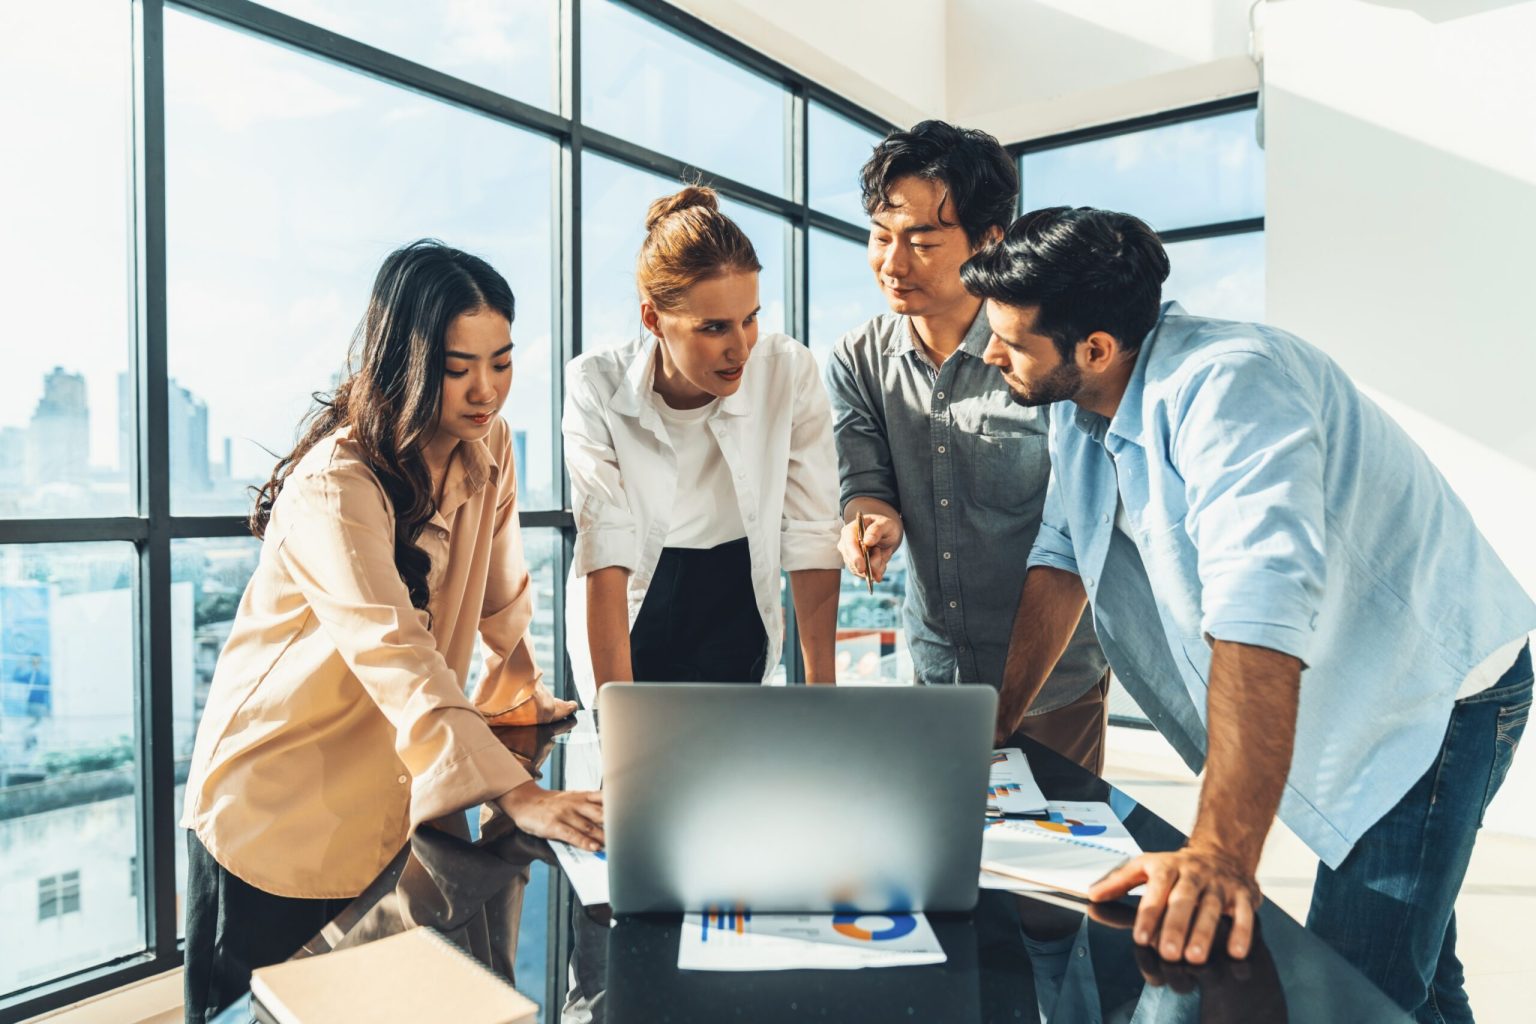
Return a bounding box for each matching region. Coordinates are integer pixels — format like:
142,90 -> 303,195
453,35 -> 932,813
562,186 -> 843,702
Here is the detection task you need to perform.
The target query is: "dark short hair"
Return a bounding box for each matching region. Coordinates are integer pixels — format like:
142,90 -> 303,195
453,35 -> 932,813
959,207 -> 1170,359
860,120 -> 1018,245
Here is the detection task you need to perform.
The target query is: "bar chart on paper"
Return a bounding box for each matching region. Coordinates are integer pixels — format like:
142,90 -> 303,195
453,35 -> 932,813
986,748 -> 1047,814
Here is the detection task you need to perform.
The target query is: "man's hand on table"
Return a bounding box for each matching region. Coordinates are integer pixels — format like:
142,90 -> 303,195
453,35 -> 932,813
496,781 -> 604,852
1088,843 -> 1262,964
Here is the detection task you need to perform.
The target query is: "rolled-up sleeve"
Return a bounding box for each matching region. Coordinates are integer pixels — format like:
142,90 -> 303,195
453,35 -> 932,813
781,345 -> 844,571
563,368 -> 640,578
1172,353 -> 1327,664
1027,466 -> 1080,576
824,336 -> 899,513
274,467 -> 530,826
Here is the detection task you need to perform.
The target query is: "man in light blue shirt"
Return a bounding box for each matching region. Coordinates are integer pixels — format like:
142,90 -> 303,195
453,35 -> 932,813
961,206 -> 1533,1024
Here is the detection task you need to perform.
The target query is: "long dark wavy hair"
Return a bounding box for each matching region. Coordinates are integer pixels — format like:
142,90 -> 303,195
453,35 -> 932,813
251,239 -> 516,615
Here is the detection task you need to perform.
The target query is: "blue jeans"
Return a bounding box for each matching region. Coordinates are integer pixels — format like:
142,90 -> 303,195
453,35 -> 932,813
1307,643 -> 1532,1023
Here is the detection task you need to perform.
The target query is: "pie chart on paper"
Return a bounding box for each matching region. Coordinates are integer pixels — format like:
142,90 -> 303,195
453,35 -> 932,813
1026,817 -> 1107,838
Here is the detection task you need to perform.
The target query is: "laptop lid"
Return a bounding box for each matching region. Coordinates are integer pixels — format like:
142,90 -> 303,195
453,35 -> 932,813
600,684 -> 996,915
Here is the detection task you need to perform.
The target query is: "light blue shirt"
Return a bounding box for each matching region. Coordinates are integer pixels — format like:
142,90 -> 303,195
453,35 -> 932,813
1028,302 -> 1536,867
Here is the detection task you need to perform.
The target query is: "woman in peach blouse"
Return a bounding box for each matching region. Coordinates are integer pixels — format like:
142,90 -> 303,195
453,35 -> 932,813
180,240 -> 600,1024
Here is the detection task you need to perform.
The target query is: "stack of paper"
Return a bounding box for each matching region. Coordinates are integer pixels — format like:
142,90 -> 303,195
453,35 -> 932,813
986,747 -> 1048,815
979,801 -> 1144,899
677,910 -> 946,971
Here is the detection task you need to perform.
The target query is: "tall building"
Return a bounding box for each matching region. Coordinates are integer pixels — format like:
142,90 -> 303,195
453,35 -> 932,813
513,429 -> 528,501
169,380 -> 211,493
26,369 -> 89,486
115,373 -> 213,492
0,428 -> 25,488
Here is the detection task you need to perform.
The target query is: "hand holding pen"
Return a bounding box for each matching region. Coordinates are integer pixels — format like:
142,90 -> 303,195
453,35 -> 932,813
854,515 -> 875,594
837,505 -> 904,589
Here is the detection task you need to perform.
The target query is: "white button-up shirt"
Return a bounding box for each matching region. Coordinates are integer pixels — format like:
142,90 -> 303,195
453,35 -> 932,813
562,332 -> 843,706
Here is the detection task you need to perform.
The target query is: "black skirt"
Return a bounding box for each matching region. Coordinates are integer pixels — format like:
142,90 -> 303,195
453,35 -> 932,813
629,537 -> 769,683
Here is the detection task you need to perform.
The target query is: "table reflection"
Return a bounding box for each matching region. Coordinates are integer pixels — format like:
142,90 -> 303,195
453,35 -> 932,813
242,717 -> 1409,1024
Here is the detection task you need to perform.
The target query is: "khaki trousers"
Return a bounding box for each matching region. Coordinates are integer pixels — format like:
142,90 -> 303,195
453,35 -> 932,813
1016,671 -> 1111,776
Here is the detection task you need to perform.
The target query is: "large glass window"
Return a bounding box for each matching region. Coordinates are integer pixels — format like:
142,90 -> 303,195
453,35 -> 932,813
1014,100 -> 1264,724
165,9 -> 560,515
809,103 -> 883,226
581,0 -> 788,197
1,0 -> 888,1013
581,152 -> 786,354
1164,232 -> 1265,323
1020,107 -> 1264,232
256,0 -> 559,110
0,543 -> 141,993
0,0 -> 134,519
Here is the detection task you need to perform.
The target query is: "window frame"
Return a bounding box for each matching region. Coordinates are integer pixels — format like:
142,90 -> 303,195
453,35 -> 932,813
1010,93 -> 1264,244
1007,93 -> 1264,732
0,1 -> 891,1019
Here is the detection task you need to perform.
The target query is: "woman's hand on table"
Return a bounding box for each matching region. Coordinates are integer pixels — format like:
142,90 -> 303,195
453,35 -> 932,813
496,781 -> 604,852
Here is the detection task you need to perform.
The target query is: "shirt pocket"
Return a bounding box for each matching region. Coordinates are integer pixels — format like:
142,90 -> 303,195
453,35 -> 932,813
962,430 -> 1049,512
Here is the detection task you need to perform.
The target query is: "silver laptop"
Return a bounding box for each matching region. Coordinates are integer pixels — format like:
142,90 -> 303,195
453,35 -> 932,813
599,684 -> 997,915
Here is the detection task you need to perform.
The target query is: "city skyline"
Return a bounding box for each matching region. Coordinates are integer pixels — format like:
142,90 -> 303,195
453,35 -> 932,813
0,365 -> 544,516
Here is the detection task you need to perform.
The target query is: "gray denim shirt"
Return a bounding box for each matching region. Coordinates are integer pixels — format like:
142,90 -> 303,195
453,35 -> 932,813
824,309 -> 1106,711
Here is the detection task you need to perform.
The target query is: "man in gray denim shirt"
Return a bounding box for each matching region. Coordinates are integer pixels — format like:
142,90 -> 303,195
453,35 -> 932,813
824,121 -> 1109,770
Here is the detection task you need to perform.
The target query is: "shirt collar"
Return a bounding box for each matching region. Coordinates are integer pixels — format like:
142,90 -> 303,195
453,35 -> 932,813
431,432 -> 498,527
1069,301 -> 1182,444
1104,301 -> 1181,444
883,304 -> 992,363
609,334 -> 661,420
609,333 -> 752,424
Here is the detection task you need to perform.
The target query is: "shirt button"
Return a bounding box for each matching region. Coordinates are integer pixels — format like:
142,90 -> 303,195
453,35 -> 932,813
943,552 -> 952,560
936,391 -> 945,400
736,471 -> 745,480
949,601 -> 957,609
748,512 -> 757,522
397,775 -> 408,785
1102,513 -> 1110,524
1085,577 -> 1095,589
937,445 -> 946,454
940,499 -> 949,507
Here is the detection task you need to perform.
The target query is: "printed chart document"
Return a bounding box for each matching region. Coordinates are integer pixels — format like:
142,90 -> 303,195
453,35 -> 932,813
678,910 -> 946,971
550,840 -> 609,906
980,801 -> 1144,899
987,747 -> 1048,815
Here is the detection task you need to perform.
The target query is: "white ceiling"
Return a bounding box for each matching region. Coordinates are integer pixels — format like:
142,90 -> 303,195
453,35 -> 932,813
669,0 -> 1259,141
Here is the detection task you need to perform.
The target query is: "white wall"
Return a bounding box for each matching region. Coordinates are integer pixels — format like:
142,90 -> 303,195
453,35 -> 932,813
1264,0 -> 1536,834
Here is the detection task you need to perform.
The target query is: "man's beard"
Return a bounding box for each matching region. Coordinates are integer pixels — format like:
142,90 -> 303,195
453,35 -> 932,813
1004,361 -> 1083,407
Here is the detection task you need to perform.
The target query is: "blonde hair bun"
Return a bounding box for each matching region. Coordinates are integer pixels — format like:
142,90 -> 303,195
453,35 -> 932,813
636,184 -> 760,313
644,184 -> 721,233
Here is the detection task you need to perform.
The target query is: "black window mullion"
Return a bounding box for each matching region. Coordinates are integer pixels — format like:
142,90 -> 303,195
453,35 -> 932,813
548,0 -> 580,1014
1008,96 -> 1264,253
781,82 -> 810,685
132,0 -> 179,971
171,0 -> 569,141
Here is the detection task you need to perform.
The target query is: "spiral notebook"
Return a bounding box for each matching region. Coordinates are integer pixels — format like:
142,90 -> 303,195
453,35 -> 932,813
980,804 -> 1142,899
249,927 -> 536,1024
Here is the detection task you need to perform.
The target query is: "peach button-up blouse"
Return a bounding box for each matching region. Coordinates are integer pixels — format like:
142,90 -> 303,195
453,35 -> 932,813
181,418 -> 557,898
